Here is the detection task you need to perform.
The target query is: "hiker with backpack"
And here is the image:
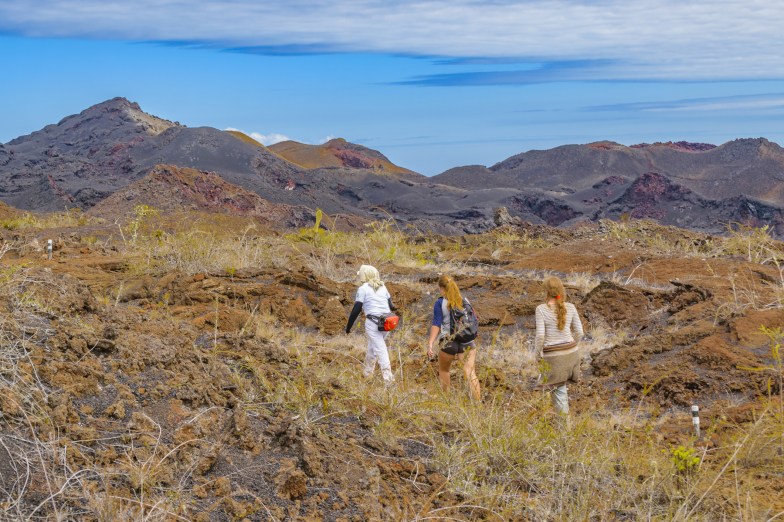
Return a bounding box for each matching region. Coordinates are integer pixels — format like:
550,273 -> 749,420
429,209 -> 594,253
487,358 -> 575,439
346,265 -> 399,383
534,276 -> 584,414
427,275 -> 481,400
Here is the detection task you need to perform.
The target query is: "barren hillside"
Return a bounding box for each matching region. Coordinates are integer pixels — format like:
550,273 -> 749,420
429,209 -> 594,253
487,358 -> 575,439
269,138 -> 419,176
0,207 -> 782,520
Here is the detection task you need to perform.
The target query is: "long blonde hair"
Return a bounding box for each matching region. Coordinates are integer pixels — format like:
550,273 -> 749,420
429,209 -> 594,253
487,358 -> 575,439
438,275 -> 463,310
543,276 -> 567,330
357,264 -> 384,291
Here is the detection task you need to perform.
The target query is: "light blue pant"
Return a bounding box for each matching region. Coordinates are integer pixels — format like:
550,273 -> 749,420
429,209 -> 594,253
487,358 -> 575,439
551,384 -> 569,414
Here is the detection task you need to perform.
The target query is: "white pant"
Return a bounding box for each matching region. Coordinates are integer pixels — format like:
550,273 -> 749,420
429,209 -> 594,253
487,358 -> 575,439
363,320 -> 393,382
551,384 -> 569,414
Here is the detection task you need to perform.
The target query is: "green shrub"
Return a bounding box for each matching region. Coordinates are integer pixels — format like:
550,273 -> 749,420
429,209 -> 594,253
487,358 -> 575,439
670,445 -> 700,474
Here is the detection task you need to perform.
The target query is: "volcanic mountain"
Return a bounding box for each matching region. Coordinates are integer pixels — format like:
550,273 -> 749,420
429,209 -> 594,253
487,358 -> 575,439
2,98 -> 784,235
0,98 -> 513,233
0,98 -> 302,211
0,98 -> 438,225
433,139 -> 784,234
269,138 -> 417,175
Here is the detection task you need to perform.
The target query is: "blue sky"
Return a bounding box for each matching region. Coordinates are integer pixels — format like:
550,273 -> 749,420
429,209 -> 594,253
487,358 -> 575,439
2,1 -> 784,175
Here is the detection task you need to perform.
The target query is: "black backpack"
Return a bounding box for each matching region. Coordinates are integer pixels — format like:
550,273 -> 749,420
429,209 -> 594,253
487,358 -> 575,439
449,298 -> 479,344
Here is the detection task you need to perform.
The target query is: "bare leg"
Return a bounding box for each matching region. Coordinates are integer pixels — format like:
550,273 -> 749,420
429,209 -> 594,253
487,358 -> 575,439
460,349 -> 481,401
437,350 -> 454,393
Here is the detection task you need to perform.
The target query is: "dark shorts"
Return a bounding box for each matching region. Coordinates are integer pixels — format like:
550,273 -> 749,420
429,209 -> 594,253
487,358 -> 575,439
440,340 -> 474,356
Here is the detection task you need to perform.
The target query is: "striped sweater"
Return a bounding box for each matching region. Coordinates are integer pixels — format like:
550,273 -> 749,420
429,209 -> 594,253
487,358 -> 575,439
534,302 -> 584,387
534,302 -> 584,354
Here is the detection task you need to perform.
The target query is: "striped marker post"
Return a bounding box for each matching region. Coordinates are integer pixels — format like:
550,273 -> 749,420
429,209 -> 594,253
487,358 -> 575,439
46,239 -> 53,260
691,405 -> 700,438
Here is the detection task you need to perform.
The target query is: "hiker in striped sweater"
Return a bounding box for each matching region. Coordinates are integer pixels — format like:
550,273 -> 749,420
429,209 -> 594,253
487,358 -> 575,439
534,276 -> 584,414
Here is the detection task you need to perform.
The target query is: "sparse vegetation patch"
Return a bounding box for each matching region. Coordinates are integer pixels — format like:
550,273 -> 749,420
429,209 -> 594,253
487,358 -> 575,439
0,214 -> 783,520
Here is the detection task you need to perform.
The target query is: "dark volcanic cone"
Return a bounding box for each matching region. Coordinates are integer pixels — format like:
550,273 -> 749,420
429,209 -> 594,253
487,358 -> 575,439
0,97 -> 301,211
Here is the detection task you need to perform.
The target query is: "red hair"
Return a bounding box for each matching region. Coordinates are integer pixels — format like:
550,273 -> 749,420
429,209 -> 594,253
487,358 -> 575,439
543,277 -> 567,330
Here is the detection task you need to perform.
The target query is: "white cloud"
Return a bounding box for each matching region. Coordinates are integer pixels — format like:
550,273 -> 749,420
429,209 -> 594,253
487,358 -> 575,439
1,1 -> 783,80
249,132 -> 290,146
590,93 -> 784,113
225,128 -> 290,145
319,135 -> 336,144
650,98 -> 784,113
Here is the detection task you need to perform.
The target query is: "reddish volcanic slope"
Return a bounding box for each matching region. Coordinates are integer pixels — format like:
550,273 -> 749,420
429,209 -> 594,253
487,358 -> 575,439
269,138 -> 419,176
88,164 -> 314,229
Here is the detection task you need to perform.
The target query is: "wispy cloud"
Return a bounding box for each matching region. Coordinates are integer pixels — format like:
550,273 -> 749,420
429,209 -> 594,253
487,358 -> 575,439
253,132 -> 290,145
398,60 -> 617,86
588,93 -> 784,112
1,1 -> 783,81
225,128 -> 290,145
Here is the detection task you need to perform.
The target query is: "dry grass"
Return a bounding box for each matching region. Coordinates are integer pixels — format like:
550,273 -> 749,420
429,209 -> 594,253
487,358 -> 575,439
583,323 -> 632,356
209,315 -> 784,521
0,267 -> 199,521
0,208 -> 97,231
285,216 -> 437,280
482,329 -> 539,380
118,222 -> 293,275
491,228 -> 550,257
563,272 -> 602,294
2,215 -> 784,520
719,223 -> 784,265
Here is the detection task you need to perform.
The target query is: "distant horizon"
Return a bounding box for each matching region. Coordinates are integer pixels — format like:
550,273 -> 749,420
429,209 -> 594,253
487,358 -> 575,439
2,1 -> 784,175
3,93 -> 781,176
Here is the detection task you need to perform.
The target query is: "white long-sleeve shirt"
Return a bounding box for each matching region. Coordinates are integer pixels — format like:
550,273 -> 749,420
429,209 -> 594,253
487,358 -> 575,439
534,302 -> 584,354
355,283 -> 391,317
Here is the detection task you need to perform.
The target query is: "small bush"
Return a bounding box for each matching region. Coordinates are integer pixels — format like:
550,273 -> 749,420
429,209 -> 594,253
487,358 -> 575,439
670,445 -> 700,475
720,223 -> 783,265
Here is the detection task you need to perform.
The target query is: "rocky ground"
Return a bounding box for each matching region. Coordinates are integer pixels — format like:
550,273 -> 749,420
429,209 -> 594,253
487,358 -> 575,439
0,211 -> 783,520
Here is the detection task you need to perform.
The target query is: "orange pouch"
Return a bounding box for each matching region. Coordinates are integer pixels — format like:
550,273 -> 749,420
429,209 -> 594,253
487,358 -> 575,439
378,314 -> 399,331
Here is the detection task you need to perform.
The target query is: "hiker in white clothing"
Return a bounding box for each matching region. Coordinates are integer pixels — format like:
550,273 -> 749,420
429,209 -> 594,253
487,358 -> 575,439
345,265 -> 396,382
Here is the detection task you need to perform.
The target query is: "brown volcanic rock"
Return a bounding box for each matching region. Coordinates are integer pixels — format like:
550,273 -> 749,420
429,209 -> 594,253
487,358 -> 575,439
0,200 -> 20,221
88,164 -> 314,228
630,140 -> 717,152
